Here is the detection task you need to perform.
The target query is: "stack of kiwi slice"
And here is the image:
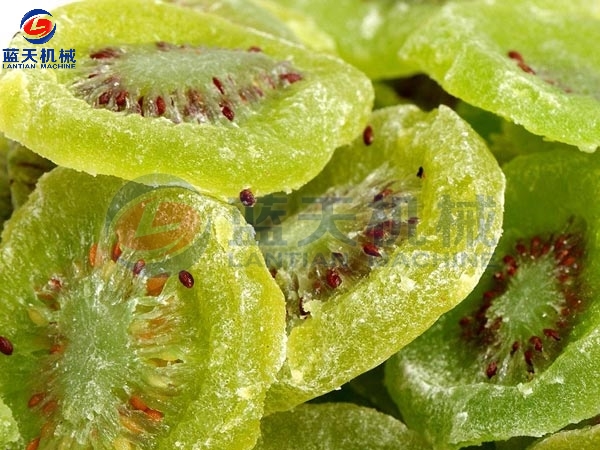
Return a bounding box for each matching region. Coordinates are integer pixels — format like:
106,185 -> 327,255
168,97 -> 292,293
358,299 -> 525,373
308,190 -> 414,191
1,0 -> 600,449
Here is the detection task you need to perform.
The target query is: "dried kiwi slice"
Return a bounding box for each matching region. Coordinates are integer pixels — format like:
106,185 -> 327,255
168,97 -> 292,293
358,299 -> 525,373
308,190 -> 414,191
0,0 -> 372,201
273,0 -> 457,79
164,0 -> 335,52
488,120 -> 577,165
6,141 -> 55,209
0,135 -> 11,228
399,0 -> 600,151
525,423 -> 600,450
0,396 -> 20,449
0,168 -> 286,449
251,0 -> 336,53
254,403 -> 429,450
256,105 -> 505,412
385,149 -> 600,448
345,364 -> 400,419
456,102 -> 580,165
164,0 -> 301,43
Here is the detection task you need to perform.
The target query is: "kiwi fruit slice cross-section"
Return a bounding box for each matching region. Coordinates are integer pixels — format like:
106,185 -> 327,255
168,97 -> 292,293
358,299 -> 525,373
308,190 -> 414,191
251,104 -> 505,413
254,403 -> 430,450
398,0 -> 600,151
0,0 -> 373,201
0,168 -> 286,449
385,148 -> 600,448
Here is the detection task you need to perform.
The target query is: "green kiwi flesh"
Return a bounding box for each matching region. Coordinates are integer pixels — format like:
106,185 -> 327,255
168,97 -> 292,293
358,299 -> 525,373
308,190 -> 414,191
6,141 -> 56,210
385,149 -> 600,448
164,0 -> 337,52
163,0 -> 301,43
399,1 -> 600,151
525,423 -> 600,450
254,403 -> 430,450
0,0 -> 373,201
258,105 -> 505,412
0,396 -> 20,449
0,168 -> 286,449
272,0 -> 457,80
0,135 -> 12,229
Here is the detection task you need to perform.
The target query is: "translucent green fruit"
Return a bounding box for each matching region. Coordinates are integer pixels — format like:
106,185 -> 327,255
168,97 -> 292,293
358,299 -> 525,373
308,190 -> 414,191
488,120 -> 578,166
251,0 -> 337,53
0,396 -> 20,449
456,102 -> 582,166
386,149 -> 600,448
526,423 -> 600,450
0,136 -> 11,228
346,364 -> 400,418
164,0 -> 301,43
255,105 -> 505,412
0,168 -> 286,449
0,137 -> 55,230
273,0 -> 457,79
254,403 -> 429,450
0,0 -> 373,201
164,0 -> 336,52
399,1 -> 600,151
6,141 -> 55,210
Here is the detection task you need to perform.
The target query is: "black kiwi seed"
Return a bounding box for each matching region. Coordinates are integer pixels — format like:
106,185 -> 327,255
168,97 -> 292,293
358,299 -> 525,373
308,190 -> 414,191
363,125 -> 374,146
459,229 -> 585,381
72,42 -> 304,126
178,270 -> 195,288
240,189 -> 256,207
0,335 -> 13,355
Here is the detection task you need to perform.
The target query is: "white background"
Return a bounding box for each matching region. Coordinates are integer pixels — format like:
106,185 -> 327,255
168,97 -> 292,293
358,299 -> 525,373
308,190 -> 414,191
0,1 -> 74,47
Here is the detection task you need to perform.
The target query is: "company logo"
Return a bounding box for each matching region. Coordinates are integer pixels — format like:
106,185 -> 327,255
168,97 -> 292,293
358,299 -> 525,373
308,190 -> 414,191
105,175 -> 210,276
21,9 -> 56,44
2,10 -> 74,71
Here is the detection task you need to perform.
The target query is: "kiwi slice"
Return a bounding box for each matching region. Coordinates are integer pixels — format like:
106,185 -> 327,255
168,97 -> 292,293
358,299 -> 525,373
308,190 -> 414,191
254,403 -> 429,450
455,102 -> 579,165
372,81 -> 407,110
0,135 -> 12,228
272,0 -> 457,80
251,0 -> 337,53
525,423 -> 600,450
385,148 -> 600,447
256,104 -> 505,412
488,120 -> 578,165
346,364 -> 401,419
164,0 -> 335,52
0,168 -> 286,448
399,1 -> 600,151
0,396 -> 20,448
6,141 -> 55,209
454,101 -> 503,147
164,0 -> 301,43
0,0 -> 373,201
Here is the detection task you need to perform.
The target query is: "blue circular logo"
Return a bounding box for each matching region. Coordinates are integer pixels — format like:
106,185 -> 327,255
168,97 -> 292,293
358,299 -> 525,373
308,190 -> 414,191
21,9 -> 56,44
